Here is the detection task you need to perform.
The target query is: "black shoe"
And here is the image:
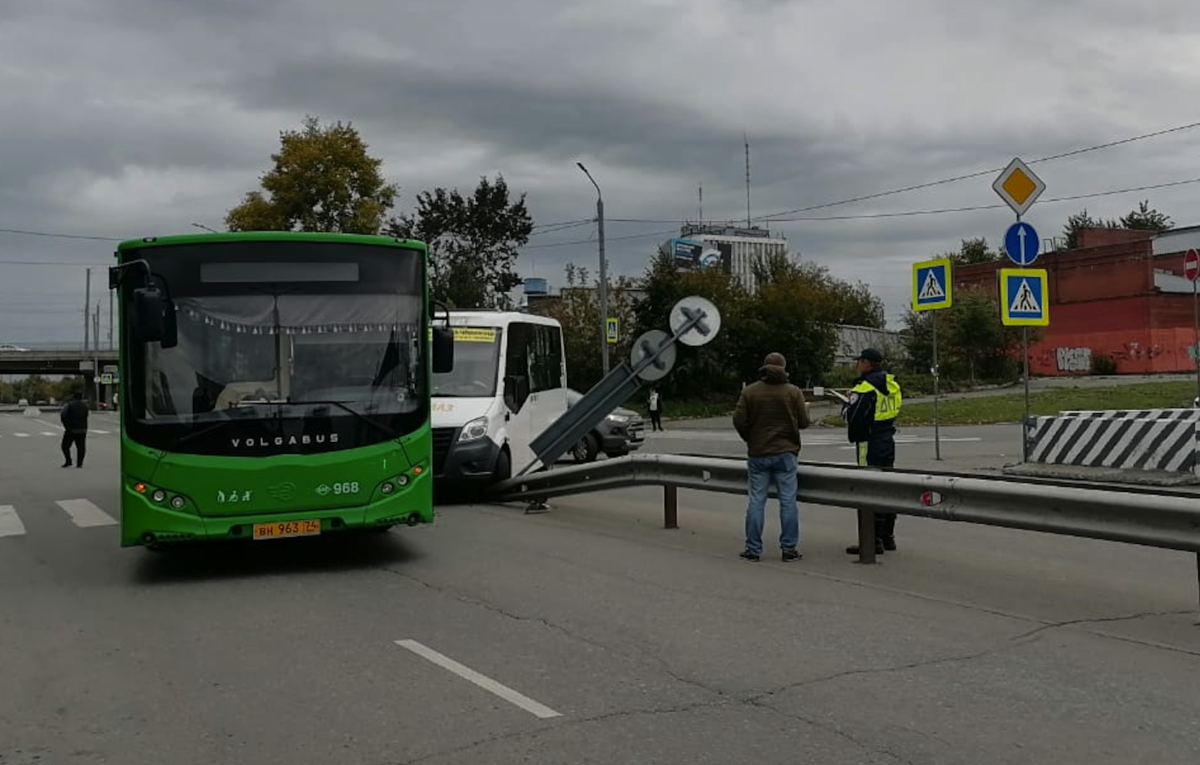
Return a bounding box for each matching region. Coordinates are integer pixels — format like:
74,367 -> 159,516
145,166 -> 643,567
782,549 -> 802,562
882,537 -> 896,551
61,461 -> 72,468
846,541 -> 885,555
739,550 -> 760,561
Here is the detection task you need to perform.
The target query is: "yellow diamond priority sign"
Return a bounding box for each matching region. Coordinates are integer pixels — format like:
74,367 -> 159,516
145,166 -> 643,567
992,157 -> 1046,217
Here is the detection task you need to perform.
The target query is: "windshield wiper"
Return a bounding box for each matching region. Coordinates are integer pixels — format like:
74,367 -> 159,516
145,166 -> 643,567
174,407 -> 263,447
287,399 -> 401,439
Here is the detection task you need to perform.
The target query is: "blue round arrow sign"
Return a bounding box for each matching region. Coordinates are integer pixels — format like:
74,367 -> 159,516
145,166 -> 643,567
1004,222 -> 1040,266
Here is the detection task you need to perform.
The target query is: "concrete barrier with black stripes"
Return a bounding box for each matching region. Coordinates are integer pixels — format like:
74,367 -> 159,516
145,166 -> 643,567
1025,408 -> 1200,477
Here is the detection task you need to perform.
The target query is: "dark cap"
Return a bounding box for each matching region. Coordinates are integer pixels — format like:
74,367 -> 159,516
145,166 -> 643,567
856,348 -> 884,363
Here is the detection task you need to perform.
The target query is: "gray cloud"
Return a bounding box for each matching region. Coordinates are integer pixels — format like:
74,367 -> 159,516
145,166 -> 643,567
3,0 -> 1200,347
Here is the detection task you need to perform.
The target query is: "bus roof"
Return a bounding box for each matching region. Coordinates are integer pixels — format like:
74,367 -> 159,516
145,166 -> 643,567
115,231 -> 428,253
446,311 -> 561,329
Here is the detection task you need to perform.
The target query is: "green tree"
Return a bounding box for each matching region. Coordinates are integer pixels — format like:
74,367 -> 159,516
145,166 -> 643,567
531,263 -> 637,392
900,287 -> 1035,385
1119,200 -> 1173,231
225,115 -> 398,234
945,237 -> 1002,266
1059,209 -> 1118,249
386,175 -> 533,309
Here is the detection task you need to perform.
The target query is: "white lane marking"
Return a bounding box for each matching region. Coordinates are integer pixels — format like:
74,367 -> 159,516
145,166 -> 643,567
40,431 -> 57,437
13,432 -> 29,438
55,499 -> 117,528
0,505 -> 26,538
91,430 -> 110,435
394,639 -> 562,719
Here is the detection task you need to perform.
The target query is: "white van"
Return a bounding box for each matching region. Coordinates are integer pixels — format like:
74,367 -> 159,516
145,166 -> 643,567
431,311 -> 568,485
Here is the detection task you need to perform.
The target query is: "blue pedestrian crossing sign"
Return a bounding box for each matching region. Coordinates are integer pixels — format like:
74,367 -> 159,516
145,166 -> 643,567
606,317 -> 619,344
1000,268 -> 1049,326
911,258 -> 952,312
1003,221 -> 1040,266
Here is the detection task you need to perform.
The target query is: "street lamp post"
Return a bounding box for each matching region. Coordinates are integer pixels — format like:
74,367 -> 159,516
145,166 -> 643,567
576,162 -> 610,375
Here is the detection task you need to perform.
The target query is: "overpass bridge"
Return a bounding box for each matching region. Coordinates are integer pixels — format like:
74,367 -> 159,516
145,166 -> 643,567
0,347 -> 120,406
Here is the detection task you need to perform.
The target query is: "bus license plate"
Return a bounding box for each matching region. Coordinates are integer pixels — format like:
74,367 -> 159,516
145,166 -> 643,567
253,520 -> 321,540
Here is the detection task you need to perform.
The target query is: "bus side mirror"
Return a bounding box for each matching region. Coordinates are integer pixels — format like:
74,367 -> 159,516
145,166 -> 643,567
432,326 -> 454,374
132,288 -> 178,349
132,288 -> 165,344
503,375 -> 529,413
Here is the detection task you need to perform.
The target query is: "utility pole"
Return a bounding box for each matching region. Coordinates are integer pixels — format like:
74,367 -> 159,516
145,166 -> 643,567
84,268 -> 91,353
109,288 -> 114,350
577,162 -> 609,374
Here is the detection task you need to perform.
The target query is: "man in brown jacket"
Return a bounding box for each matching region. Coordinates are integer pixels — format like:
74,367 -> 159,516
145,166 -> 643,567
732,352 -> 811,561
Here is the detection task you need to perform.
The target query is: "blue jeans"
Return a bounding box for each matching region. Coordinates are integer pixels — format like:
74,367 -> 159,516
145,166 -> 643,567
743,452 -> 799,555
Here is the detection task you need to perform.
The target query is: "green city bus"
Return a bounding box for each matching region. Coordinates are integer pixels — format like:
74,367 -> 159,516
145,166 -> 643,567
108,231 -> 453,548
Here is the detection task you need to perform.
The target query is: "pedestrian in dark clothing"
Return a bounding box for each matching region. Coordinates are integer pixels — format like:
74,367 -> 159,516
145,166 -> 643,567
648,387 -> 664,431
841,348 -> 903,555
60,392 -> 89,468
733,352 -> 811,562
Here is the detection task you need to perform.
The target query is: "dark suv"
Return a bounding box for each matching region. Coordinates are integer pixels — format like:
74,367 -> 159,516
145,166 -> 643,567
565,389 -> 646,463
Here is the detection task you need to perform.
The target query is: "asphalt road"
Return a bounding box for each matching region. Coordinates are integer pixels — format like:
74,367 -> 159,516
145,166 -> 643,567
1,411 -> 1198,765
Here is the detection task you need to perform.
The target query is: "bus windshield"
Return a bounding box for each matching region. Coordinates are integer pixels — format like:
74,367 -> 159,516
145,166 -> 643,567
431,327 -> 502,398
120,240 -> 427,456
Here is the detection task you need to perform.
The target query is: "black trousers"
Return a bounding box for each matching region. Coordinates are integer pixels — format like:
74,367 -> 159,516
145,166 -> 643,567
855,429 -> 896,540
649,411 -> 662,430
61,431 -> 87,465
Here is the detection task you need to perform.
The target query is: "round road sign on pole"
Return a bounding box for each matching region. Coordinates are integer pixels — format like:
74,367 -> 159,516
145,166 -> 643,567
1185,249 -> 1199,282
630,329 -> 676,382
669,296 -> 722,347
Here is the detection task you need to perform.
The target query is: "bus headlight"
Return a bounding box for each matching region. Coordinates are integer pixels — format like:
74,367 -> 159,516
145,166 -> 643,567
170,496 -> 186,510
396,474 -> 410,487
151,489 -> 166,503
458,417 -> 489,442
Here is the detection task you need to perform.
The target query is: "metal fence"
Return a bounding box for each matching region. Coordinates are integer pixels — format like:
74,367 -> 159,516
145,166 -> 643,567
491,454 -> 1200,577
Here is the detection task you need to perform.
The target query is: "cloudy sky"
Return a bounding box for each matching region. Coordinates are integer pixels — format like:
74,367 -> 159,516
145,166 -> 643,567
3,0 -> 1200,347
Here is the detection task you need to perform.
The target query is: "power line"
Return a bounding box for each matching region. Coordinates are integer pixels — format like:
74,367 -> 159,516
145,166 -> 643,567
522,227 -> 681,249
754,119 -> 1200,221
766,176 -> 1200,222
3,120 -> 1198,248
518,175 -> 1200,248
0,227 -> 120,242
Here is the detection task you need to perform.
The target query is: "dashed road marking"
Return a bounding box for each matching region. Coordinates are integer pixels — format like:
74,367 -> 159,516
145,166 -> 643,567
394,639 -> 562,719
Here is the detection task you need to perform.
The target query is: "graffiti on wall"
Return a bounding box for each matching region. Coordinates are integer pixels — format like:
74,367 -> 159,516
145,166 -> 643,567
1055,346 -> 1092,373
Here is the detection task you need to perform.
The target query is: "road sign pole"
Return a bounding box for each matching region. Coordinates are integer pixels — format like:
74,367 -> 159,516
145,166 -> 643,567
1021,326 -> 1030,462
932,312 -> 941,461
912,257 -> 952,461
1193,276 -> 1198,406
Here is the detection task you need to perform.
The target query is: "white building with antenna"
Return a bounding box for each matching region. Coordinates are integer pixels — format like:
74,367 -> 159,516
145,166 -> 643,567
668,223 -> 789,294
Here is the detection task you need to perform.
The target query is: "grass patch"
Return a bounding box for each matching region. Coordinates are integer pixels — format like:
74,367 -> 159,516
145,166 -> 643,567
821,381 -> 1199,426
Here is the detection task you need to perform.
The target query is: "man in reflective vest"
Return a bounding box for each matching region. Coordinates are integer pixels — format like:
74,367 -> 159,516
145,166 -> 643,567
841,347 -> 902,555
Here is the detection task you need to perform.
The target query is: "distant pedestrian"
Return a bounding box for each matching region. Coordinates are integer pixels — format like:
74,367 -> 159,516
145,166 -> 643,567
648,386 -> 664,431
733,352 -> 811,562
60,391 -> 89,468
842,348 -> 902,555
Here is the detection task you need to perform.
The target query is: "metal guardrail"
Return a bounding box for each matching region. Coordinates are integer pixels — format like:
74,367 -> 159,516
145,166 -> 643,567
491,454 -> 1200,587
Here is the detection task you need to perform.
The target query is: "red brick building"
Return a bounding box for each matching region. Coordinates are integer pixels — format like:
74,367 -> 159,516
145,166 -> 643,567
952,226 -> 1200,375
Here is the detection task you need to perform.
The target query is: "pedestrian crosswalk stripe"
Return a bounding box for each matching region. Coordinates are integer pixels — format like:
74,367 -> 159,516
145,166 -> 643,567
13,432 -> 29,438
0,505 -> 26,537
40,431 -> 56,437
55,499 -> 117,528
